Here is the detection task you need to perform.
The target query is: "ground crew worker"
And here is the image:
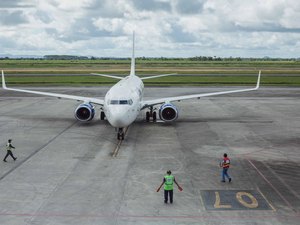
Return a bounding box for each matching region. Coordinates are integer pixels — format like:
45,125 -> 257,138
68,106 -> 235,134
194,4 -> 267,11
3,139 -> 17,162
156,170 -> 183,204
220,153 -> 231,182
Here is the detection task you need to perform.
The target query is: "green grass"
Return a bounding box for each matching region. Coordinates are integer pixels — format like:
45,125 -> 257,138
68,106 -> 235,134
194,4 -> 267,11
1,59 -> 300,69
0,59 -> 299,86
1,75 -> 299,86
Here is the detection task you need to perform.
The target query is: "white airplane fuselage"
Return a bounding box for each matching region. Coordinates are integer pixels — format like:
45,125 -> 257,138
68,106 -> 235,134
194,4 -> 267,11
104,75 -> 144,128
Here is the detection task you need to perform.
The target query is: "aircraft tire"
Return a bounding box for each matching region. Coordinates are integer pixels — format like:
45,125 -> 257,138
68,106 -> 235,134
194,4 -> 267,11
146,112 -> 150,122
100,111 -> 105,120
153,111 -> 157,122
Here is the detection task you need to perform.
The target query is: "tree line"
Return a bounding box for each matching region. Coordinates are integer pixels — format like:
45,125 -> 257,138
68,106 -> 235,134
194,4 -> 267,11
0,55 -> 298,61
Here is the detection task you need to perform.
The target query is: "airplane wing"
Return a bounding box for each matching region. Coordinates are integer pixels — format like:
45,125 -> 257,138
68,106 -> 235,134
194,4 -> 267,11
2,71 -> 104,105
141,71 -> 261,109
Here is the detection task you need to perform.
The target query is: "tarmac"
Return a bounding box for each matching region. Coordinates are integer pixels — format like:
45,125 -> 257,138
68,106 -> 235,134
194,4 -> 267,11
0,86 -> 299,225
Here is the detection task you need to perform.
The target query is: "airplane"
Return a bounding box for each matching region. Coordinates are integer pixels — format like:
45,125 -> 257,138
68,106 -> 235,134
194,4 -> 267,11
1,34 -> 261,140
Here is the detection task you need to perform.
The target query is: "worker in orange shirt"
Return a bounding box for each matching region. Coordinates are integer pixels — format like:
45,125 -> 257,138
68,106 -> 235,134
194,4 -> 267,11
220,153 -> 231,182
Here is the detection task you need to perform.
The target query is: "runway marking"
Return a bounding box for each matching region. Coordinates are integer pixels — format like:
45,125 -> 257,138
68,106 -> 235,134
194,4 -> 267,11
0,212 -> 299,220
112,127 -> 129,157
247,158 -> 296,212
257,187 -> 276,211
201,190 -> 272,210
0,121 -> 77,182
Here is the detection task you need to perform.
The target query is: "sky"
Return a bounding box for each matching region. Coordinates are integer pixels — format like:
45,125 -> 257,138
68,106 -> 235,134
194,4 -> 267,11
0,0 -> 299,58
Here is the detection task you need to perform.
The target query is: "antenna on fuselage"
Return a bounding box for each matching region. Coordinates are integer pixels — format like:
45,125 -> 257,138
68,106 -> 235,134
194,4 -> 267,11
130,31 -> 135,76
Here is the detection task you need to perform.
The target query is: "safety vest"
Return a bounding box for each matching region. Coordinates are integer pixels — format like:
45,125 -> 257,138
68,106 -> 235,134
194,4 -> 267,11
222,157 -> 230,168
164,175 -> 174,190
6,143 -> 13,151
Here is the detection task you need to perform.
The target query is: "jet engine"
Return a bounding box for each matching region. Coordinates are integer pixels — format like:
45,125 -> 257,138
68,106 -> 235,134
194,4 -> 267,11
74,103 -> 95,121
159,103 -> 178,122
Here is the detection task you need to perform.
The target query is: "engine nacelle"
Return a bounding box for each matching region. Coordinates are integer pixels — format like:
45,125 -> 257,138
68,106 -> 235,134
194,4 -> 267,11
74,103 -> 95,121
159,103 -> 178,122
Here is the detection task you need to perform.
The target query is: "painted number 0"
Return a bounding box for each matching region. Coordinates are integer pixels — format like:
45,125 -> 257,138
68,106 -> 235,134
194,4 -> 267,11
236,191 -> 258,208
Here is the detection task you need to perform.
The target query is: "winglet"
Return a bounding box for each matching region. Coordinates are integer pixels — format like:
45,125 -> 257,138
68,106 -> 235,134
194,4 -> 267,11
256,70 -> 261,89
1,70 -> 7,89
130,31 -> 135,76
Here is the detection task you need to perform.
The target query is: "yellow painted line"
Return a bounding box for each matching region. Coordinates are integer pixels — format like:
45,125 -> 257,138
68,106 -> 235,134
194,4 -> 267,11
112,127 -> 128,157
214,191 -> 232,209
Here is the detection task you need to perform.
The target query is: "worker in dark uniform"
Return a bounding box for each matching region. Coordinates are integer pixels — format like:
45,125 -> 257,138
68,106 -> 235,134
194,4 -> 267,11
220,153 -> 231,182
156,170 -> 183,204
3,139 -> 17,162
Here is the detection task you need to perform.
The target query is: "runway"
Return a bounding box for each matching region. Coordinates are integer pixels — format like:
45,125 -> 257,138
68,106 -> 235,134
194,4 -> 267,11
0,87 -> 299,225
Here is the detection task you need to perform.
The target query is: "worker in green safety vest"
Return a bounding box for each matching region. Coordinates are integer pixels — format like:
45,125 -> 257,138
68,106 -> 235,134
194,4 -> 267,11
3,139 -> 17,162
156,170 -> 183,204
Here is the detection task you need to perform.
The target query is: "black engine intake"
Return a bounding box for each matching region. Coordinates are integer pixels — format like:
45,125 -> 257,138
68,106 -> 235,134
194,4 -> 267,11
75,103 -> 95,121
159,103 -> 178,122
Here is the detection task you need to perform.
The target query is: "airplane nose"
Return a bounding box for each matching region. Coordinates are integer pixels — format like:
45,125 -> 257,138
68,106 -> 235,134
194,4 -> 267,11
107,107 -> 129,127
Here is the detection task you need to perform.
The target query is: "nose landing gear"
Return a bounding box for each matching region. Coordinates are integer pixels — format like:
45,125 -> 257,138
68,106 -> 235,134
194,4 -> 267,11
117,128 -> 124,140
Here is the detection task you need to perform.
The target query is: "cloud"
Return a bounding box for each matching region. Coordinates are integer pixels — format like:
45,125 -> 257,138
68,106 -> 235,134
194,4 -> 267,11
0,0 -> 34,8
93,18 -> 124,33
174,0 -> 205,14
0,10 -> 28,26
131,0 -> 171,11
0,0 -> 299,58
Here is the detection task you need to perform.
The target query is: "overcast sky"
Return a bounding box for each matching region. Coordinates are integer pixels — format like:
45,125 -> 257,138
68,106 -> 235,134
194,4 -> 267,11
0,0 -> 299,58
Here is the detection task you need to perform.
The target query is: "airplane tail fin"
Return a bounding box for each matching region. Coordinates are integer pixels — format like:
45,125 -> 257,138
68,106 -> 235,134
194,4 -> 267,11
130,31 -> 135,76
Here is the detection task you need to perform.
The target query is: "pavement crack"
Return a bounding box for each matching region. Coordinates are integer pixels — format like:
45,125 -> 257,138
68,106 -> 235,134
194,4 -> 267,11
0,121 -> 78,182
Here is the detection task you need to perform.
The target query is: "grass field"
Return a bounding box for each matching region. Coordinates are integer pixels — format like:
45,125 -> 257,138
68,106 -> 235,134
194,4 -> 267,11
2,75 -> 300,86
1,59 -> 299,86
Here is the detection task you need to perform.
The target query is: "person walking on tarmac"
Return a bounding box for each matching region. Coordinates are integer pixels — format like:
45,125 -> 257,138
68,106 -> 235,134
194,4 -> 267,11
3,139 -> 17,162
156,170 -> 183,204
220,153 -> 231,182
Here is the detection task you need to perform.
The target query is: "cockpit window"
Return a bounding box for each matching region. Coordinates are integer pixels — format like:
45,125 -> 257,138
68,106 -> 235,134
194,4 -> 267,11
109,99 -> 133,105
119,100 -> 128,105
110,100 -> 119,105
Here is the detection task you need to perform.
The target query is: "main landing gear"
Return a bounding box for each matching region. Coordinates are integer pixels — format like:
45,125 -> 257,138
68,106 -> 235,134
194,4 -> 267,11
117,128 -> 124,140
100,111 -> 105,120
146,106 -> 157,122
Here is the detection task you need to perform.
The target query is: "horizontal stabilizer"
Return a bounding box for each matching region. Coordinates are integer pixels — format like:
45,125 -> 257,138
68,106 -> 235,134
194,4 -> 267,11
141,73 -> 177,80
90,73 -> 124,80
